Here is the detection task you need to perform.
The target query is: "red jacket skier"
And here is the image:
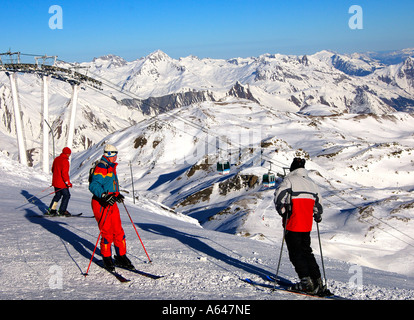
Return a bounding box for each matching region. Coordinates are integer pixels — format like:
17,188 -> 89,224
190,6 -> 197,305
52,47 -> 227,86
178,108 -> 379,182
89,144 -> 133,271
47,147 -> 72,216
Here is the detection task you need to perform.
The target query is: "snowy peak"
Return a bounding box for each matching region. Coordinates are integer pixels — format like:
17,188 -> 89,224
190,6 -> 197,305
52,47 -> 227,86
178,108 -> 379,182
374,56 -> 414,97
396,57 -> 414,94
398,56 -> 414,82
1,47 -> 414,164
146,49 -> 172,63
119,50 -> 188,97
227,81 -> 258,103
331,53 -> 380,76
91,54 -> 127,69
77,48 -> 414,114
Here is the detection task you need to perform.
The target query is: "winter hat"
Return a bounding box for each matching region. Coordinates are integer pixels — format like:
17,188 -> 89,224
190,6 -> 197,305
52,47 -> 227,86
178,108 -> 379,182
62,147 -> 71,155
104,144 -> 118,157
290,157 -> 305,172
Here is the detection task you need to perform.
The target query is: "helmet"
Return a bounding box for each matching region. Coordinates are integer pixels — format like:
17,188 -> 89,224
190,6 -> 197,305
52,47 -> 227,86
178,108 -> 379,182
104,144 -> 118,157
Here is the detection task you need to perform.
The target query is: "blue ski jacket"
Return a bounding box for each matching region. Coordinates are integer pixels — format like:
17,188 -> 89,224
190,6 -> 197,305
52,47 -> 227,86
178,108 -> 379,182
89,156 -> 120,198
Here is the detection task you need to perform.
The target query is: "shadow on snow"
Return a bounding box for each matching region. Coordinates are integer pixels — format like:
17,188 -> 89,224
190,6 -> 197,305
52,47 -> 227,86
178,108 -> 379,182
20,190 -> 99,274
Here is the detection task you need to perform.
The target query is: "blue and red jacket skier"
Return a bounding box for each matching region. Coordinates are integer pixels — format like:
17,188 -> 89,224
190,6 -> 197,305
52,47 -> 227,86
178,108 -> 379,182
89,144 -> 134,271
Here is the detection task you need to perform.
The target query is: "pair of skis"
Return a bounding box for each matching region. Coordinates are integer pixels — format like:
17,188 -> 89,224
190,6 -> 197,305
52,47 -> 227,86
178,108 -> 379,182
31,212 -> 93,218
104,267 -> 163,283
243,276 -> 346,300
87,262 -> 164,283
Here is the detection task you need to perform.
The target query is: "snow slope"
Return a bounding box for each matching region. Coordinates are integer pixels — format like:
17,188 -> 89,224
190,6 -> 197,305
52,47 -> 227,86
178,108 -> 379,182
1,150 -> 413,301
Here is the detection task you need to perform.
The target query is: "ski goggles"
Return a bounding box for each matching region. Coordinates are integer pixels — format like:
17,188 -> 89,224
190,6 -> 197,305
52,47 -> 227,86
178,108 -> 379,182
105,151 -> 118,157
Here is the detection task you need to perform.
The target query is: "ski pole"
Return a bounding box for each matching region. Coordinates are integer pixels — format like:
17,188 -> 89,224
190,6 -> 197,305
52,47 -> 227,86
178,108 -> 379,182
84,206 -> 110,276
37,187 -> 65,202
122,201 -> 152,263
26,185 -> 52,203
316,222 -> 327,287
16,187 -> 65,210
272,217 -> 288,291
84,230 -> 103,276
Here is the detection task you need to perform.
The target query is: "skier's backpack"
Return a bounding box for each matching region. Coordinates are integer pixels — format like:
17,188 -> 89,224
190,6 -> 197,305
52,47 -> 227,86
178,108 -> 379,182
88,160 -> 108,184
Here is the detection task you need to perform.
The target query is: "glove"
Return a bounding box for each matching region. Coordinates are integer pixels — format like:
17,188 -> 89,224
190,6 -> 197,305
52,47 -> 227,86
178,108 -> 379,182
277,204 -> 292,219
66,181 -> 73,188
116,193 -> 125,203
313,212 -> 322,223
102,193 -> 116,206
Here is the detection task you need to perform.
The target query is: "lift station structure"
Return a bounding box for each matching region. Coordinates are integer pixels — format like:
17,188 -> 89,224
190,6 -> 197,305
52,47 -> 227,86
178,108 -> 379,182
0,51 -> 102,173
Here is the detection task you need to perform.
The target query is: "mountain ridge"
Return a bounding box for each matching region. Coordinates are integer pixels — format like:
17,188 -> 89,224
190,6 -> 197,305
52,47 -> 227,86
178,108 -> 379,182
80,48 -> 414,115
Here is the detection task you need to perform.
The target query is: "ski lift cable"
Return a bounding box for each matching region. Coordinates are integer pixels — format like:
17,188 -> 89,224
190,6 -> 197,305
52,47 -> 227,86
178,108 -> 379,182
55,57 -> 286,169
18,54 -> 412,243
322,184 -> 414,248
318,184 -> 414,246
49,59 -> 286,174
82,69 -> 289,171
16,55 -> 404,192
7,54 -> 406,214
251,100 -> 414,245
9,53 -> 414,249
83,59 -> 414,249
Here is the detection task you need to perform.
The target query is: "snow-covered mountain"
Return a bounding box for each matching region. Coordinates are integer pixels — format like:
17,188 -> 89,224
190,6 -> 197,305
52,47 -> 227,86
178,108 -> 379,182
365,48 -> 414,65
82,48 -> 414,115
1,48 -> 414,285
2,48 -> 414,158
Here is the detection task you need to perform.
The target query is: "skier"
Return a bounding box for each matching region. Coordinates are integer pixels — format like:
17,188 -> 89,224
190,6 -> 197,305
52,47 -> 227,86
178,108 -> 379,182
46,147 -> 72,216
274,157 -> 326,295
89,144 -> 134,271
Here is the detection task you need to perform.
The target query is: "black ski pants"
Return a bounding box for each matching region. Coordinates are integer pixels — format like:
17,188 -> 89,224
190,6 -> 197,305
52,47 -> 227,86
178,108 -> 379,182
285,231 -> 321,280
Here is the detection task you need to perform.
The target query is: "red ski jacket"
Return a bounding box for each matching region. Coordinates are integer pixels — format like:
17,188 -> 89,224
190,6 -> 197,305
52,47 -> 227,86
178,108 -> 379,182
51,153 -> 71,189
274,168 -> 323,232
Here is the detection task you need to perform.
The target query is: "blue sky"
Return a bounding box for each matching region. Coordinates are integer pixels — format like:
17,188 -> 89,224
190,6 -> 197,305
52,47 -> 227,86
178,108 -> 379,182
1,0 -> 413,62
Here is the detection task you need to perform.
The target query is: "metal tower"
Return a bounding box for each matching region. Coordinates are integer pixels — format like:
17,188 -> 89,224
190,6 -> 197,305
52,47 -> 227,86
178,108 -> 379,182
0,51 -> 102,172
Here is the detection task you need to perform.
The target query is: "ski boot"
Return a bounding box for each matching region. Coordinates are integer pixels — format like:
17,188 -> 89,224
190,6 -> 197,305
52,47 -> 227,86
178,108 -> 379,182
312,277 -> 333,297
58,210 -> 72,217
103,256 -> 115,272
45,208 -> 58,216
114,254 -> 135,270
289,277 -> 315,293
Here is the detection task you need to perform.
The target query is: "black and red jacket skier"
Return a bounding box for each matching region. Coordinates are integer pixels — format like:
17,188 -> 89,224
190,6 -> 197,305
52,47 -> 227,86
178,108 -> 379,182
274,157 -> 327,294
